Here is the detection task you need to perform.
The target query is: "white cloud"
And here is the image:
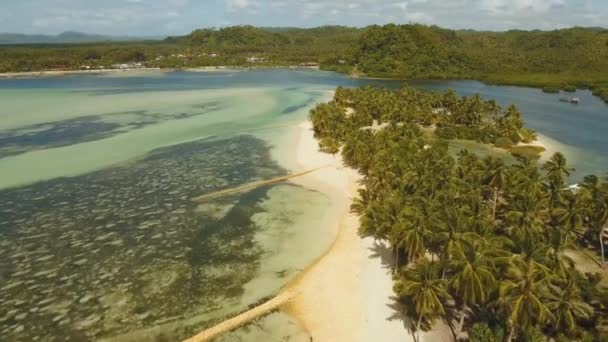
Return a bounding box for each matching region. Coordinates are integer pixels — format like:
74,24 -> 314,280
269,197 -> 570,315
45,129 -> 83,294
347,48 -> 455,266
479,0 -> 565,14
3,0 -> 606,36
228,0 -> 251,9
394,2 -> 409,11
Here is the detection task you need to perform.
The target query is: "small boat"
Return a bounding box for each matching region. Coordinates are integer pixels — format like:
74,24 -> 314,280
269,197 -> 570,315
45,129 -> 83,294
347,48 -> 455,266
559,97 -> 580,104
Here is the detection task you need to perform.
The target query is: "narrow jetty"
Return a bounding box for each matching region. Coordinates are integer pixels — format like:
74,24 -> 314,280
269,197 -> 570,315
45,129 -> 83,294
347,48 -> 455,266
183,291 -> 295,342
192,167 -> 324,202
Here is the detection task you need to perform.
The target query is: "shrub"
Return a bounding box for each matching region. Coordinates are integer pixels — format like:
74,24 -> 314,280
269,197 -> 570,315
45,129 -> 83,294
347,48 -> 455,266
520,128 -> 538,143
494,137 -> 513,148
469,323 -> 497,342
507,145 -> 545,159
435,126 -> 457,139
542,86 -> 560,93
521,326 -> 544,342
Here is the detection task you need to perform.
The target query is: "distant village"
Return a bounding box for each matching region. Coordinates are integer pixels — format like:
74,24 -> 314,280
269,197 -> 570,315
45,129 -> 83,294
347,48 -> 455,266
79,52 -> 320,71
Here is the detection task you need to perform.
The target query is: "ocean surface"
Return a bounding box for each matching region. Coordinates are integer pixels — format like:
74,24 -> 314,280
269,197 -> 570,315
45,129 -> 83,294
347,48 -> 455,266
0,70 -> 606,341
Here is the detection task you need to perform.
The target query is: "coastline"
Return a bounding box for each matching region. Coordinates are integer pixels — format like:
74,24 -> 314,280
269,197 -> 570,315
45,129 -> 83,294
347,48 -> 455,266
0,68 -> 162,78
185,119 -> 456,341
0,65 -> 320,79
280,121 -> 453,341
281,120 -> 365,341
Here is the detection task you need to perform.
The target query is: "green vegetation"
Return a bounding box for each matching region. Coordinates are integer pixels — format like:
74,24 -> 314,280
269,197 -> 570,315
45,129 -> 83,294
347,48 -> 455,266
0,41 -> 179,72
314,86 -> 534,149
1,24 -> 606,102
542,86 -> 560,94
0,26 -> 360,72
310,86 -> 608,341
348,25 -> 608,102
505,145 -> 546,160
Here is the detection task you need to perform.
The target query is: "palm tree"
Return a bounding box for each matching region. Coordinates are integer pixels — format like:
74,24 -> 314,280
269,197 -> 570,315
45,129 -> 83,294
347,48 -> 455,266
504,189 -> 548,242
580,175 -> 608,263
448,239 -> 498,335
545,178 -> 565,212
434,205 -> 478,272
399,196 -> 438,262
544,228 -> 576,278
398,206 -> 433,263
547,280 -> 593,334
482,156 -> 509,221
394,259 -> 453,341
351,188 -> 371,215
542,152 -> 573,186
461,192 -> 494,237
499,257 -> 554,341
553,190 -> 589,243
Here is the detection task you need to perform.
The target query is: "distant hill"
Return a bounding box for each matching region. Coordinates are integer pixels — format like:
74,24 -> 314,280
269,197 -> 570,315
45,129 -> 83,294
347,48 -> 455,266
0,31 -> 162,45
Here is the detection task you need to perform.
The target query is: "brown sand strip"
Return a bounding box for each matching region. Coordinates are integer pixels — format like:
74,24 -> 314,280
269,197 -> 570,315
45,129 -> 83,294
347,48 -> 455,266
182,291 -> 295,342
192,168 -> 324,202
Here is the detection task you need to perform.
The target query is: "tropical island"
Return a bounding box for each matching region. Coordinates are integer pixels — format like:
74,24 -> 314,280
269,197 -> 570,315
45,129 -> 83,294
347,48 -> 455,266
1,24 -> 607,102
306,86 -> 608,341
2,13 -> 608,342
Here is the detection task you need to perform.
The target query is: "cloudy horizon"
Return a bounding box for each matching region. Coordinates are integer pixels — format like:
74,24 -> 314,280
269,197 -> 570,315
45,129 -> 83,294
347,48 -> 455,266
0,0 -> 606,36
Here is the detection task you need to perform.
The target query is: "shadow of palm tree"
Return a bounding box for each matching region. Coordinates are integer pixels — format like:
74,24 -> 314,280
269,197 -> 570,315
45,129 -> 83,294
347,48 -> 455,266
367,239 -> 395,271
386,296 -> 415,333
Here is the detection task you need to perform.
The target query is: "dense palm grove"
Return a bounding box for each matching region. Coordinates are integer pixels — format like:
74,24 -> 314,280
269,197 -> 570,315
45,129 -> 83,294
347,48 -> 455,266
309,86 -> 608,341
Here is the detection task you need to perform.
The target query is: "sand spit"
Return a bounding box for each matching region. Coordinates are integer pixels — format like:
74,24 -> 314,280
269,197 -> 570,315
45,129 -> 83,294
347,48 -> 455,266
191,167 -> 324,202
184,292 -> 294,342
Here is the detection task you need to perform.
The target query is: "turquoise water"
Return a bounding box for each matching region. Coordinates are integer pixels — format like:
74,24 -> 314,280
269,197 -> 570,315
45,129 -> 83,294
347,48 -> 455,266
0,71 -> 335,341
0,70 -> 606,341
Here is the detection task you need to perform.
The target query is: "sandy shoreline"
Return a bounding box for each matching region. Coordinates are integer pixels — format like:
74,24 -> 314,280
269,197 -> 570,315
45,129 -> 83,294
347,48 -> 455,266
0,68 -> 163,78
281,121 -> 365,341
280,121 -> 457,342
279,120 -> 454,342
0,66 -> 320,79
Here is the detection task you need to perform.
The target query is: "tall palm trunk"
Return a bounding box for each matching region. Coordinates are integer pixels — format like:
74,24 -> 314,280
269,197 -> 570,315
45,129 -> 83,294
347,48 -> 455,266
457,306 -> 467,335
394,245 -> 400,273
492,187 -> 498,221
507,325 -> 515,342
416,314 -> 423,342
600,229 -> 605,264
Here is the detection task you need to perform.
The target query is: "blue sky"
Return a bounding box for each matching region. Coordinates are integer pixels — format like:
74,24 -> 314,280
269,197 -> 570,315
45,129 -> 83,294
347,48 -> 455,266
0,0 -> 606,36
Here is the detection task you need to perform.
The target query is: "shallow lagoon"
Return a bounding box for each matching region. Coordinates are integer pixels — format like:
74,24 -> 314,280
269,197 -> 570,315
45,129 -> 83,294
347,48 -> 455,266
0,70 -> 607,341
0,71 -> 336,341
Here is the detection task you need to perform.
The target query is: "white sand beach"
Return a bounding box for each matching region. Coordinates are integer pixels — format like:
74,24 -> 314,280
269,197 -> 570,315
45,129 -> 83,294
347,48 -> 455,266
185,120 -> 453,342
283,121 -> 452,342
0,68 -> 164,78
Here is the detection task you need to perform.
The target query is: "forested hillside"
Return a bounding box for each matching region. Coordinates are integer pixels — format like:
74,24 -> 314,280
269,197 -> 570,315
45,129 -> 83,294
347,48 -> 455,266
0,26 -> 360,73
0,24 -> 606,101
178,25 -> 361,67
348,25 -> 608,101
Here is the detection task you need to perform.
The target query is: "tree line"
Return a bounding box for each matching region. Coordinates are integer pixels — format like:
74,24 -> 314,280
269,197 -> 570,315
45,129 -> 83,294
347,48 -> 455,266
0,26 -> 360,72
1,25 -> 606,102
309,86 -> 608,341
347,25 -> 608,103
